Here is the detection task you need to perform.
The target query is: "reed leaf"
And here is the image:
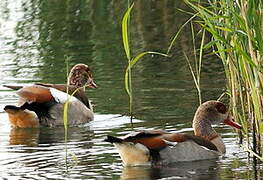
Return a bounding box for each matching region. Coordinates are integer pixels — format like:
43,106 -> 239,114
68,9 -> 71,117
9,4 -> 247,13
63,86 -> 85,168
167,13 -> 198,55
122,3 -> 134,60
184,0 -> 263,161
122,3 -> 134,118
124,52 -> 168,95
121,3 -> 168,120
64,60 -> 70,170
184,52 -> 200,99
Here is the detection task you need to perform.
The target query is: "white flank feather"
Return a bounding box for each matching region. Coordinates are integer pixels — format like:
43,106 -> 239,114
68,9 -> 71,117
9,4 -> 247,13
50,88 -> 78,103
163,139 -> 178,146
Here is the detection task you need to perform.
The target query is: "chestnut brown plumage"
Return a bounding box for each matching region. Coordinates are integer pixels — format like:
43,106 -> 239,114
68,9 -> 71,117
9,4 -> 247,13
105,101 -> 242,166
4,64 -> 96,128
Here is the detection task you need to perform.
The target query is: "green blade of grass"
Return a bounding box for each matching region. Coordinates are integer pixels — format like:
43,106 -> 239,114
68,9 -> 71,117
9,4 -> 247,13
167,13 -> 198,55
124,52 -> 168,95
122,3 -> 134,60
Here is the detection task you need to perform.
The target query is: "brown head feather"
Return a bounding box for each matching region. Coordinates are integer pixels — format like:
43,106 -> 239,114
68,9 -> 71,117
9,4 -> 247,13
68,64 -> 97,89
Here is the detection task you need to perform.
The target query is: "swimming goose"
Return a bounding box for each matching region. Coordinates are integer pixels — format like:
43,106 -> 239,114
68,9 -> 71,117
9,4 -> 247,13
105,101 -> 242,166
4,64 -> 97,128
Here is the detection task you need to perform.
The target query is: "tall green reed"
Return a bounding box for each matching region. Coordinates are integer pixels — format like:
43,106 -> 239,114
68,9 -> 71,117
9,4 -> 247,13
122,3 -> 133,121
185,0 -> 263,161
63,61 -> 82,170
63,86 -> 82,170
64,61 -> 70,171
122,3 -> 168,123
183,23 -> 207,105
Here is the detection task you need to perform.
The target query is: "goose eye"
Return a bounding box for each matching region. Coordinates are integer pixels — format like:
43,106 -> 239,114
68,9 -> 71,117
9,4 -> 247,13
215,102 -> 227,114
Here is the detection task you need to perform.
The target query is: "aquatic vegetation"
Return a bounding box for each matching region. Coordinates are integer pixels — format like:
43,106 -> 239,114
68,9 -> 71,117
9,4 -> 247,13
185,0 -> 263,161
183,25 -> 207,105
122,3 -> 168,123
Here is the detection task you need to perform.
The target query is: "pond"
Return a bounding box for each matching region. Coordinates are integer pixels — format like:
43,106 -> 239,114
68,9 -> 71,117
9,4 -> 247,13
0,0 -> 262,179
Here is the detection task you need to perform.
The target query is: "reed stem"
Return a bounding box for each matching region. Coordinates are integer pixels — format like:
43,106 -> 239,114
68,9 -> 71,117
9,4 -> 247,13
122,3 -> 168,126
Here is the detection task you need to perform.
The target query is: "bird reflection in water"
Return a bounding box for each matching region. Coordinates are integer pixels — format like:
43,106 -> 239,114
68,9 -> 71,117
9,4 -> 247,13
9,128 -> 40,146
121,159 -> 219,180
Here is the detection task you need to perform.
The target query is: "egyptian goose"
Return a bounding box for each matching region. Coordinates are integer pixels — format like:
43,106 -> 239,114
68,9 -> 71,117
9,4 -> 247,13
4,64 -> 97,128
105,101 -> 242,166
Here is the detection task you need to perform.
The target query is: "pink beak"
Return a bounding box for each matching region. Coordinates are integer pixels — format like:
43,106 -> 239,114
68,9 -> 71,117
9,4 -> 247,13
224,117 -> 242,129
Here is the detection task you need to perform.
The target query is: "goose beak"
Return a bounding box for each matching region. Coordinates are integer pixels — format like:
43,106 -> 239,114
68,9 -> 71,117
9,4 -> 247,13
87,78 -> 97,88
224,116 -> 242,129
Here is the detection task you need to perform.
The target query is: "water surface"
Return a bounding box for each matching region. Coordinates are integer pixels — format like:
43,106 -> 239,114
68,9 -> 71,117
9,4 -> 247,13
0,0 -> 262,179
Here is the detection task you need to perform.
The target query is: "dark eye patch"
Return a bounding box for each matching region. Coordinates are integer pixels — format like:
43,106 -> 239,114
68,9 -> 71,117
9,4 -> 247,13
216,102 -> 227,114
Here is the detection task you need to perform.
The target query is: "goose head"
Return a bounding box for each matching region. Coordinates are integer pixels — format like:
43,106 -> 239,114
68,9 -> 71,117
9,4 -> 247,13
68,64 -> 97,89
193,101 -> 241,139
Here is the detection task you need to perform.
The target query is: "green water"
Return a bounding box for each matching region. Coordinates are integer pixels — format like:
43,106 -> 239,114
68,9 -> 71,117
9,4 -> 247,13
0,0 -> 261,179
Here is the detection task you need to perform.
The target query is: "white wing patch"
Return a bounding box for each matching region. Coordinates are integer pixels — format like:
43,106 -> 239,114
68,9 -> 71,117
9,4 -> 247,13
163,139 -> 178,146
50,88 -> 78,103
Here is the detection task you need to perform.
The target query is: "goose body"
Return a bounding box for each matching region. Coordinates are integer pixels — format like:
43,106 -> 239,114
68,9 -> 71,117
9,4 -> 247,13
4,64 -> 96,128
105,101 -> 242,166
